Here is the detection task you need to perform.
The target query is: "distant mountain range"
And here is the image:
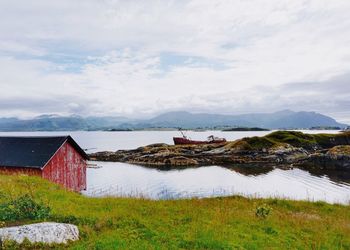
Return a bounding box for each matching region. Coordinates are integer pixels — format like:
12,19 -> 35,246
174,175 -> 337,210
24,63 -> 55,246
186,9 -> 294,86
0,110 -> 347,131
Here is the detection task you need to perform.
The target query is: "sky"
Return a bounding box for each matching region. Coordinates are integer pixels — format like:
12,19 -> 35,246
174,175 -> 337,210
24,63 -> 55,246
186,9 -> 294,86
0,0 -> 350,123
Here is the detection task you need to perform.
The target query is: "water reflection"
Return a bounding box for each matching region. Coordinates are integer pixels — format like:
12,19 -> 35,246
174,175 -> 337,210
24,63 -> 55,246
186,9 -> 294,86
227,164 -> 350,184
225,165 -> 275,176
299,167 -> 350,185
82,162 -> 350,204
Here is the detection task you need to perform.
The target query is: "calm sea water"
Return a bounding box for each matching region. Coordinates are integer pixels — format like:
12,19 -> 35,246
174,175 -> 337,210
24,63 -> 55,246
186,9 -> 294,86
0,130 -> 348,203
82,162 -> 350,204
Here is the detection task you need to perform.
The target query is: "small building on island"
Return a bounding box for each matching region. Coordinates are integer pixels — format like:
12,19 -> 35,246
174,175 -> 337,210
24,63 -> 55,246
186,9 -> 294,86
0,136 -> 88,192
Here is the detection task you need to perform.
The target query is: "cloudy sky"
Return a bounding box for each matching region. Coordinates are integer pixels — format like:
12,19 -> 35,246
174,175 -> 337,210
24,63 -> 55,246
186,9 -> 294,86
1,0 -> 350,123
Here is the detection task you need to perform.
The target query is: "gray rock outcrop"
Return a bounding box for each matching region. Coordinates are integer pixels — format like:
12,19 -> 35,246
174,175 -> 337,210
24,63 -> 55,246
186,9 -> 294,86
89,131 -> 350,169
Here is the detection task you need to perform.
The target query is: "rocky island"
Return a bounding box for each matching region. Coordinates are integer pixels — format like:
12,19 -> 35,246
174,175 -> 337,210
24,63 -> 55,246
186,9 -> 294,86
89,131 -> 350,170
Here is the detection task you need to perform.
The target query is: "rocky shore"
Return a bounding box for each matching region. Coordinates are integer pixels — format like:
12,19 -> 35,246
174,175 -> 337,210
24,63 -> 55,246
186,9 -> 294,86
89,131 -> 350,170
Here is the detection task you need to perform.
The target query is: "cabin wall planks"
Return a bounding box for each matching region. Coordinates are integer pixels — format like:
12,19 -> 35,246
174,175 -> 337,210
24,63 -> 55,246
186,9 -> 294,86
42,142 -> 87,192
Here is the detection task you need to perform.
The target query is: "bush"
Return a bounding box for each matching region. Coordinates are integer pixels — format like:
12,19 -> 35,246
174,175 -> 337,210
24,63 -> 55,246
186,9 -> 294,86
49,214 -> 97,226
255,204 -> 271,219
0,194 -> 51,221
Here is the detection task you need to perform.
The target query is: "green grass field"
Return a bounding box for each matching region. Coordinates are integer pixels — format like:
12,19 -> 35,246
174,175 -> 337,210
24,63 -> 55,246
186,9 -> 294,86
0,174 -> 349,249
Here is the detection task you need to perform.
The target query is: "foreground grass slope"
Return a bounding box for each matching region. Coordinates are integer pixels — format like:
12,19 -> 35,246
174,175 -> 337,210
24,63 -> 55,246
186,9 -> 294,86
0,175 -> 349,249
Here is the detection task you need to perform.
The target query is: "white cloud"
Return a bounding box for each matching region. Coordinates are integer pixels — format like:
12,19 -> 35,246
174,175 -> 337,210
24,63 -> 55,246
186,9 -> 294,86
0,0 -> 349,121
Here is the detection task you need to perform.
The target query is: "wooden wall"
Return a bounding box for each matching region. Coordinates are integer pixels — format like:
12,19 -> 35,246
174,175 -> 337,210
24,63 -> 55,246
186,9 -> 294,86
42,141 -> 87,192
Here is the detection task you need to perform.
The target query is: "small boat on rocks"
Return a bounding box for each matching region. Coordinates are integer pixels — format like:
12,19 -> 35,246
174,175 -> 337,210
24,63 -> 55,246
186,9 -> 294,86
173,131 -> 226,145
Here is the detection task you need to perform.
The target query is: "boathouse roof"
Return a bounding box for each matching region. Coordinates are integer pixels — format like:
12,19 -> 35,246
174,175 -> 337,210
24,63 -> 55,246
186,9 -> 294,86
0,136 -> 88,169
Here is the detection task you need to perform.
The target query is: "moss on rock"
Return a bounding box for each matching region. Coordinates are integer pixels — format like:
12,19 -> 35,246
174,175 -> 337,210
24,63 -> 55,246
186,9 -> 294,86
263,131 -> 350,149
265,131 -> 317,149
242,136 -> 277,150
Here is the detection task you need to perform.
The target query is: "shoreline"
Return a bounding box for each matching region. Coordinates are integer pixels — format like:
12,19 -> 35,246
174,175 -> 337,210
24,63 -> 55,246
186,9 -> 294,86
89,130 -> 350,170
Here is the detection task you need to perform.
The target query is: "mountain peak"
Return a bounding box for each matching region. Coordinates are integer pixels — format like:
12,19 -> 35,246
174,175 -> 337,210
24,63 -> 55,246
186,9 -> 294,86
273,109 -> 295,115
34,114 -> 62,119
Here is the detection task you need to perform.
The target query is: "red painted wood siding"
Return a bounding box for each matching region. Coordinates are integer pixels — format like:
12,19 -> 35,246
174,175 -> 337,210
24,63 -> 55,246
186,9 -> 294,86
42,141 -> 87,192
0,167 -> 41,176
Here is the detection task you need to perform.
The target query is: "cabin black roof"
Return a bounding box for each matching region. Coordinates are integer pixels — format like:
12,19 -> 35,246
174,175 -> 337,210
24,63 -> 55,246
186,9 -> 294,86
0,136 -> 88,169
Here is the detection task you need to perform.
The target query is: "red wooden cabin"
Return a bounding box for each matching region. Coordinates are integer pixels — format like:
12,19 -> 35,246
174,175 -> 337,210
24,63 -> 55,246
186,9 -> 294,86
0,136 -> 88,192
